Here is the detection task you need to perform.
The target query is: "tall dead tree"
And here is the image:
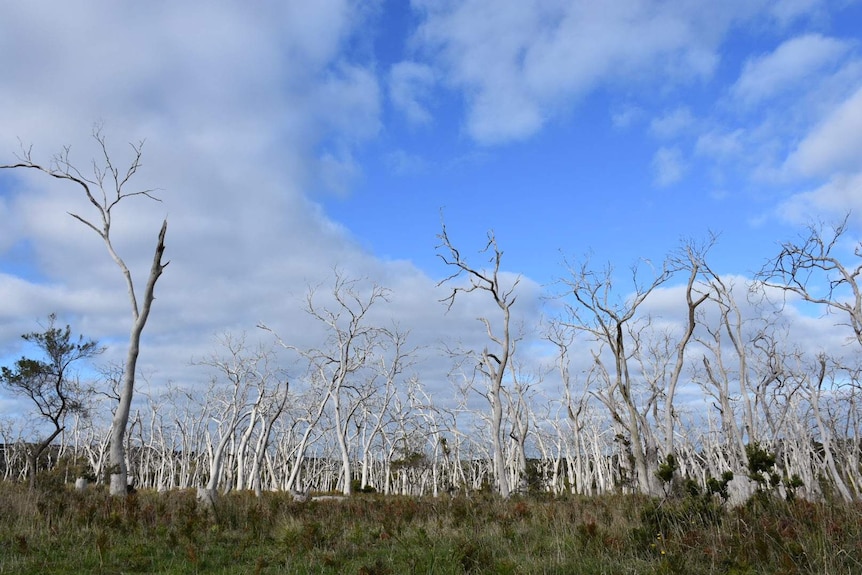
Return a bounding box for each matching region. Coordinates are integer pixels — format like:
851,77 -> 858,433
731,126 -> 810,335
437,224 -> 519,498
661,240 -> 711,458
546,320 -> 592,494
262,271 -> 392,496
1,128 -> 168,496
504,363 -> 538,494
557,257 -> 672,496
759,215 -> 862,349
757,216 -> 861,501
807,354 -> 855,501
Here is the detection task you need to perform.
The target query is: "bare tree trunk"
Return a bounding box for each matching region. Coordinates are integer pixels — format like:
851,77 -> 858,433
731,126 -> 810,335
263,271 -> 394,497
2,132 -> 170,496
488,367 -> 508,497
235,405 -> 259,491
117,222 -> 167,495
331,387 -> 354,495
662,242 -> 711,456
557,252 -> 671,497
437,224 -> 520,498
251,385 -> 288,496
504,367 -> 534,494
284,400 -> 328,492
25,428 -> 64,490
810,356 -> 854,502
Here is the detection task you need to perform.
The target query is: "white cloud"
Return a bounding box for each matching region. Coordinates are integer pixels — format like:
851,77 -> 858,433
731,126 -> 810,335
0,1 -> 558,408
732,34 -> 852,106
677,29 -> 862,194
0,3 -> 452,396
784,85 -> 862,176
695,129 -> 745,160
412,0 -> 768,144
389,61 -> 436,126
652,146 -> 686,187
315,63 -> 382,145
769,0 -> 829,25
0,197 -> 19,252
610,104 -> 644,129
777,172 -> 862,225
384,150 -> 429,176
317,151 -> 363,196
650,107 -> 695,139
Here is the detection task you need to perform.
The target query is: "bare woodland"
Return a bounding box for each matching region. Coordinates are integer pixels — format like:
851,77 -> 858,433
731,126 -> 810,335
2,138 -> 862,505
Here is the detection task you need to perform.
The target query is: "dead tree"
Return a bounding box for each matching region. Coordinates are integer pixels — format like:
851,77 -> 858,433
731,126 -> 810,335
194,333 -> 283,501
755,218 -> 862,499
759,215 -> 862,348
262,271 -> 392,495
503,363 -> 538,494
807,355 -> 856,501
546,321 -> 592,494
557,257 -> 672,496
694,274 -> 760,472
437,223 -> 519,498
1,128 -> 168,496
661,240 -> 712,457
356,328 -> 411,491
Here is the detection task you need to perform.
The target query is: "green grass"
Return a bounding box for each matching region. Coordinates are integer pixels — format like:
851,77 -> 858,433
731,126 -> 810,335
0,482 -> 860,574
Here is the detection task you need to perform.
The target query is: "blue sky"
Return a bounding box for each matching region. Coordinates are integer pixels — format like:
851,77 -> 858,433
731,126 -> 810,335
321,0 -> 862,281
2,1 -> 862,416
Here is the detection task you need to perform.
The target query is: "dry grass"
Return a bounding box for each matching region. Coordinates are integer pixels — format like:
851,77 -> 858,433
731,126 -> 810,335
0,480 -> 860,574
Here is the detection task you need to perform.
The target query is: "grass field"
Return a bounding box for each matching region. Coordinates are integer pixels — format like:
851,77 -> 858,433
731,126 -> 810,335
1,480 -> 860,574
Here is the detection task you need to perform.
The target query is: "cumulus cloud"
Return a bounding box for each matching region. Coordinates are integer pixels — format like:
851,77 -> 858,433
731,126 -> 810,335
384,149 -> 430,176
652,146 -> 686,187
731,34 -> 852,106
666,28 -> 862,200
777,172 -> 862,225
650,107 -> 695,139
769,0 -> 829,25
389,61 -> 436,126
610,104 -> 645,129
694,129 -> 745,161
411,0 -> 767,145
784,85 -> 862,177
0,2 -> 545,400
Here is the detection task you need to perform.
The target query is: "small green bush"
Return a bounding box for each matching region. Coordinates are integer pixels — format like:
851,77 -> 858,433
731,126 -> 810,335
0,482 -> 859,574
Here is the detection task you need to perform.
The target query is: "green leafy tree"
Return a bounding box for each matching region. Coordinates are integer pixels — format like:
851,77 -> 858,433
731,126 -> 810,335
0,314 -> 102,489
745,442 -> 778,489
656,453 -> 678,492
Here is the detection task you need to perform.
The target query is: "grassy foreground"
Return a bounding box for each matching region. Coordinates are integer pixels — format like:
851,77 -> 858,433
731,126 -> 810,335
1,482 -> 860,574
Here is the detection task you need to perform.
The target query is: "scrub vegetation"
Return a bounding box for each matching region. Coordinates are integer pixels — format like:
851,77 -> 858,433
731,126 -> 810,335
1,477 -> 860,575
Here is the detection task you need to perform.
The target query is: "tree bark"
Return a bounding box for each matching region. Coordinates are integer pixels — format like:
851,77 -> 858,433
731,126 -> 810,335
110,219 -> 168,495
437,225 -> 519,498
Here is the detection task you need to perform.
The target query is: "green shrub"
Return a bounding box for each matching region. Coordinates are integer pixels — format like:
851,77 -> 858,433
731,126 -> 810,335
0,482 -> 859,574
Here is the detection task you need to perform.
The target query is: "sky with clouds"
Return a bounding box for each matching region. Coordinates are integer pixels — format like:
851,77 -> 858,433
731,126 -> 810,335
2,1 -> 862,415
